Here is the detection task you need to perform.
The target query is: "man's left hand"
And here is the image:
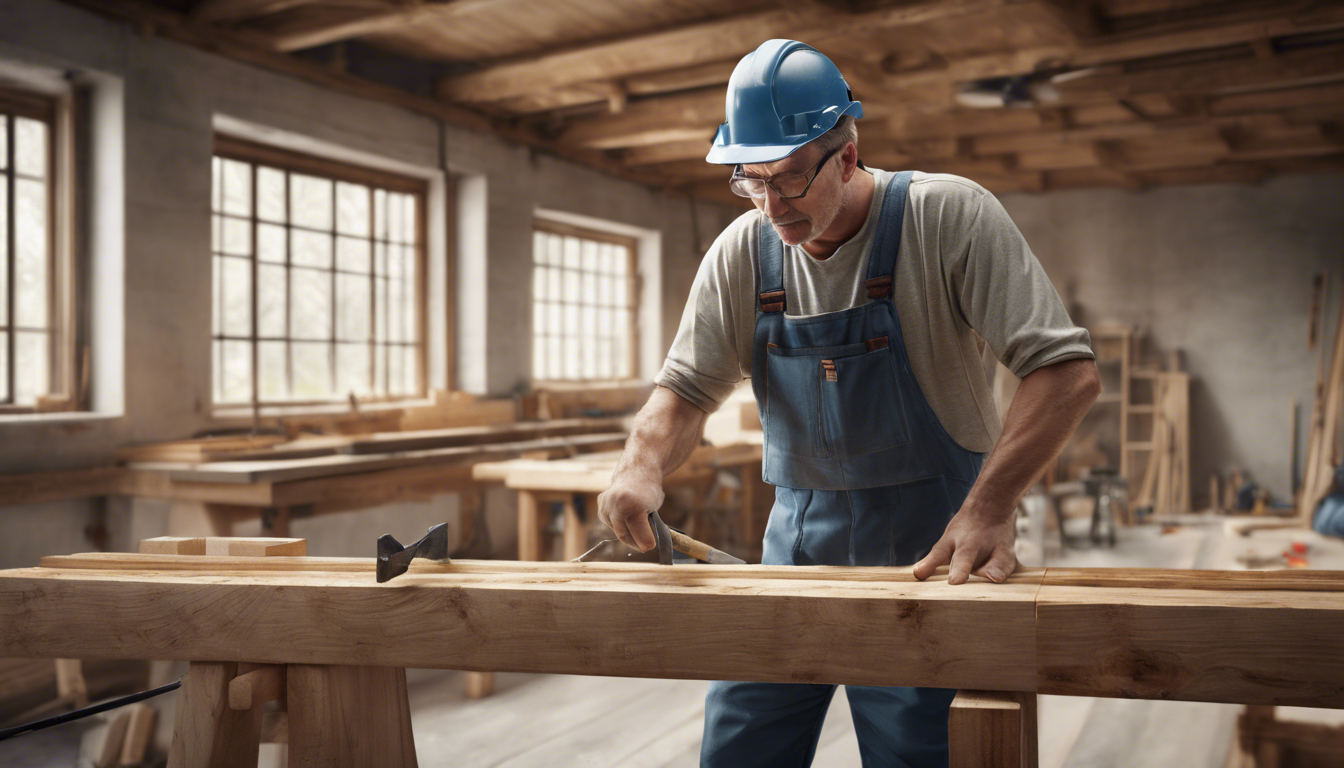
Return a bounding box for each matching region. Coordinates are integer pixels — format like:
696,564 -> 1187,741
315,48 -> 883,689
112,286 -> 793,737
912,508 -> 1018,585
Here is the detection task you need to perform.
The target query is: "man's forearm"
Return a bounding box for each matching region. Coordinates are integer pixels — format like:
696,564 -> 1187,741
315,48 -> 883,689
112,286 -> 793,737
962,358 -> 1102,522
612,385 -> 710,484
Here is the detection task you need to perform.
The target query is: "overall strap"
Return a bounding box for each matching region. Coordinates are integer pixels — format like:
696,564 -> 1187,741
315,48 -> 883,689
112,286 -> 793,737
863,170 -> 914,300
757,214 -> 786,313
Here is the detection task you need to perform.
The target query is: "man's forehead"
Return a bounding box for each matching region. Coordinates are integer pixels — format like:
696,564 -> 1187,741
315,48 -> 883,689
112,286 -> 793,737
741,145 -> 820,176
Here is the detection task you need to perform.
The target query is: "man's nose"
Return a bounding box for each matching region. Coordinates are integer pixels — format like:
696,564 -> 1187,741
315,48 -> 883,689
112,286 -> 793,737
762,186 -> 789,218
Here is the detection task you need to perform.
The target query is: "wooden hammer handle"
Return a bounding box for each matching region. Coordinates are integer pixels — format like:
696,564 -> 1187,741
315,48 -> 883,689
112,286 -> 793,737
667,529 -> 714,562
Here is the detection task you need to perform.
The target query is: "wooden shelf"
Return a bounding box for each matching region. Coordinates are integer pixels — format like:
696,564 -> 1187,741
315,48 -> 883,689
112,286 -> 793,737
1126,442 -> 1154,451
1096,393 -> 1123,404
1128,404 -> 1155,413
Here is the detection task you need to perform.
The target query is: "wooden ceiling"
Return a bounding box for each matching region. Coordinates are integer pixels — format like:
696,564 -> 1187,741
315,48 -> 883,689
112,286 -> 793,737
65,0 -> 1344,203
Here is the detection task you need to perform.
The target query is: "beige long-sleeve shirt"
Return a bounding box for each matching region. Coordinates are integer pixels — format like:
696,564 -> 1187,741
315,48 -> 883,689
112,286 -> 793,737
656,169 -> 1094,453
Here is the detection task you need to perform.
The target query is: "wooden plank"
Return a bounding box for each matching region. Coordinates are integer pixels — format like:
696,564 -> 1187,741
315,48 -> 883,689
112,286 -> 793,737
140,537 -> 207,556
155,432 -> 628,485
1036,572 -> 1344,708
117,702 -> 157,766
0,465 -> 124,507
204,537 -> 307,557
287,664 -> 418,767
229,664 -> 286,710
949,690 -> 1022,768
0,561 -> 1043,692
168,661 -> 263,768
342,417 -> 625,454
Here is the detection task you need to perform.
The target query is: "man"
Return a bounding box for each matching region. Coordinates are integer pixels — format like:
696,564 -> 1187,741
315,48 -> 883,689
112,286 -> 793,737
597,39 -> 1100,767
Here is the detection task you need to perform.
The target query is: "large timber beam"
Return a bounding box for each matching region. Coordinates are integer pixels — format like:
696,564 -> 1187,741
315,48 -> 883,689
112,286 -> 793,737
0,557 -> 1043,692
3,559 -> 1344,707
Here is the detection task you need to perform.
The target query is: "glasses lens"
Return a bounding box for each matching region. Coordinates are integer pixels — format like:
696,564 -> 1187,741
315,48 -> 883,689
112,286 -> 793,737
771,173 -> 809,198
729,177 -> 765,199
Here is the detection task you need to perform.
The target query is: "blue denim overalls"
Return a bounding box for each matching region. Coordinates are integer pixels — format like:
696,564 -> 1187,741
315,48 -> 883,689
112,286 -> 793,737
701,171 -> 985,768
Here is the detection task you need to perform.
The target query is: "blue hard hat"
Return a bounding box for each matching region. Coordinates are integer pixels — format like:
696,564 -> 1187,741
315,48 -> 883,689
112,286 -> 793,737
706,39 -> 863,166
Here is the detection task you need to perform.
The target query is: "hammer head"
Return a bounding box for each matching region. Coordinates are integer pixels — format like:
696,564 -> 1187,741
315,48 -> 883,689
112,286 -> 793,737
574,511 -> 674,565
377,523 -> 450,582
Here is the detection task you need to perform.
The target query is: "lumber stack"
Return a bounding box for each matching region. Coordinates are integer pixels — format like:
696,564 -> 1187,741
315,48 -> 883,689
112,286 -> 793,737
2,558 -> 1343,708
1133,372 -> 1191,517
1301,283 -> 1344,520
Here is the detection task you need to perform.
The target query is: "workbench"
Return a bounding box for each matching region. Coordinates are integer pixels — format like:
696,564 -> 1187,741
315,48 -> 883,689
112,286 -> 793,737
0,419 -> 630,539
3,546 -> 1342,767
471,437 -> 764,562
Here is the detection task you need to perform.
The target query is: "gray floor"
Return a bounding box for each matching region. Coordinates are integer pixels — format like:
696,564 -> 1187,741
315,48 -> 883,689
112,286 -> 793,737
8,521 -> 1342,767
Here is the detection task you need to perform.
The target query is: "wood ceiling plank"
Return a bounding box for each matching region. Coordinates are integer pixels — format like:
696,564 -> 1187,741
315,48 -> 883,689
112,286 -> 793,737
191,0 -> 341,25
622,139 -> 714,167
1050,43 -> 1344,105
887,3 -> 1344,88
557,87 -> 723,150
435,0 -> 1009,104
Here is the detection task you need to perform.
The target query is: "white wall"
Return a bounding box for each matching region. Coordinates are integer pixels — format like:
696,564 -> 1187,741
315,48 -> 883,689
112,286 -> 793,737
0,0 -> 739,566
1000,174 -> 1344,506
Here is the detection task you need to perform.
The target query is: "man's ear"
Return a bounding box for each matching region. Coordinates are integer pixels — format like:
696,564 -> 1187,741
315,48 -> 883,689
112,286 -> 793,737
839,141 -> 860,183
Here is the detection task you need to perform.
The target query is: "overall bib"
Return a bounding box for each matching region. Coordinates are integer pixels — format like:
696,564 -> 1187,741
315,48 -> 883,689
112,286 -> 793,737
701,172 -> 985,768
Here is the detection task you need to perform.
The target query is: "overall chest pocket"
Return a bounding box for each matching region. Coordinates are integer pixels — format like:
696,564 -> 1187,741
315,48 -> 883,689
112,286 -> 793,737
766,338 -> 910,460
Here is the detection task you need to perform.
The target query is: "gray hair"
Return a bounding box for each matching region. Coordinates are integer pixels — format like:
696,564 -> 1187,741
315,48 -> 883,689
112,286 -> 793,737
809,115 -> 858,158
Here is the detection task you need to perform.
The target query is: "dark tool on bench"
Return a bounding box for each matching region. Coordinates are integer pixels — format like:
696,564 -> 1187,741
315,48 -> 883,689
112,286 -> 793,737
575,511 -> 746,565
377,523 -> 451,582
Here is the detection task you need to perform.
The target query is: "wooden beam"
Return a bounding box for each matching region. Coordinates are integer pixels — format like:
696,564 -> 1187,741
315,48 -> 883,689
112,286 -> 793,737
623,139 -> 713,167
888,3 -> 1344,88
1050,43 -> 1344,106
1036,568 -> 1344,708
435,1 -> 1008,104
558,88 -> 723,150
0,466 -> 124,507
949,690 -> 1029,768
190,0 -> 345,25
263,3 -> 455,52
229,664 -> 286,710
1,559 -> 1044,692
57,0 -> 669,192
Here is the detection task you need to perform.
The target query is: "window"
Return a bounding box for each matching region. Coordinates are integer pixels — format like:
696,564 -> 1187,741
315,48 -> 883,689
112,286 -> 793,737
0,86 -> 61,411
532,221 -> 636,382
211,137 -> 426,408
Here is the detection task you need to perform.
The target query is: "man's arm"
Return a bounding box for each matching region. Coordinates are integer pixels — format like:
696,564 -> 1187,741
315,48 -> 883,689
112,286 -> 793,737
913,358 -> 1101,584
598,386 -> 709,551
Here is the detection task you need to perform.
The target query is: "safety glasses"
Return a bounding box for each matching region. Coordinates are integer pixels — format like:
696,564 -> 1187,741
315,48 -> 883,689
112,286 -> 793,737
729,145 -> 844,200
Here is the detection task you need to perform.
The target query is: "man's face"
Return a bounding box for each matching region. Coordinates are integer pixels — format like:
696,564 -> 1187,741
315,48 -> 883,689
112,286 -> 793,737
741,143 -> 845,247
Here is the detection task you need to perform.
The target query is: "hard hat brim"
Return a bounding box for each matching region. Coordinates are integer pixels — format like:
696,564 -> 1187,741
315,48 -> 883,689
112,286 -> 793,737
705,139 -> 809,166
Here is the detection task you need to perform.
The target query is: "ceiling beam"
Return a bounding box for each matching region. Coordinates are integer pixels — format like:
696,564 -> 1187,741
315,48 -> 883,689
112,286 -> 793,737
557,88 -> 723,150
1050,43 -> 1344,105
622,140 -> 714,167
435,0 -> 1009,104
885,2 -> 1344,87
262,2 -> 454,52
190,0 -> 396,25
56,0 -> 678,191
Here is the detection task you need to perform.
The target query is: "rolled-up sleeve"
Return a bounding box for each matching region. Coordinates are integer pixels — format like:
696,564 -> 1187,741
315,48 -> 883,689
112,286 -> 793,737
655,217 -> 756,413
950,188 -> 1094,377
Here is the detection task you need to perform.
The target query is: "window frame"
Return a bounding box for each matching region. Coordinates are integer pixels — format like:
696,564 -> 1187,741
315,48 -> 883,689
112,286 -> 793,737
531,218 -> 640,385
211,135 -> 430,412
0,83 -> 77,415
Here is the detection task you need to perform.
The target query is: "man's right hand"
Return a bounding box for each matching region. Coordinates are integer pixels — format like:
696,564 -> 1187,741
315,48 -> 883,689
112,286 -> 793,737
597,468 -> 666,552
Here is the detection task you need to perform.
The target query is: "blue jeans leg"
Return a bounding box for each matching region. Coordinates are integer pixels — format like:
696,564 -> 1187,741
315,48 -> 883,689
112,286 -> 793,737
701,680 -> 837,768
845,685 -> 957,768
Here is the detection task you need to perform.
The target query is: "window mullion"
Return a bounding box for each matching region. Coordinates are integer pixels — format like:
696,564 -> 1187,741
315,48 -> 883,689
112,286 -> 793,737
5,114 -> 15,405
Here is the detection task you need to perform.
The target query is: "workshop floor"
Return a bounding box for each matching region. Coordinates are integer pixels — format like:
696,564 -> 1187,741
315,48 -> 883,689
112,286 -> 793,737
9,520 -> 1343,767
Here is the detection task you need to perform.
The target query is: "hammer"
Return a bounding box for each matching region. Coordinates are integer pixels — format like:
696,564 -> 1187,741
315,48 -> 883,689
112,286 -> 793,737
575,511 -> 746,565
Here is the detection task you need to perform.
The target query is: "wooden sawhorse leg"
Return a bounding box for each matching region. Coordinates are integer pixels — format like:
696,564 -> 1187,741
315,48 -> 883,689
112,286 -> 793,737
949,690 -> 1038,768
168,662 -> 417,768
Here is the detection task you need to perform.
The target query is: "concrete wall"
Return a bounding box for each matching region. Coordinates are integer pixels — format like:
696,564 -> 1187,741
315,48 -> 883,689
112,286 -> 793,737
0,0 -> 738,567
1000,174 -> 1344,506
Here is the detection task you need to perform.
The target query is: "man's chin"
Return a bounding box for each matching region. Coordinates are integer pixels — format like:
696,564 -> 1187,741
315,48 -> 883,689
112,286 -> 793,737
772,220 -> 813,245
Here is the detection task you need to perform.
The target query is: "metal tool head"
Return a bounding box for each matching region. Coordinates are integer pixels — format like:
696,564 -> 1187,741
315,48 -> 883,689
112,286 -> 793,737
574,511 -> 674,565
377,523 -> 450,583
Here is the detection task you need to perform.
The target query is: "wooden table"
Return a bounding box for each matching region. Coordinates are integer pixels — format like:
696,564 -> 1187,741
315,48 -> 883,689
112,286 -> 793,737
472,438 -> 764,562
4,551 -> 1344,767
